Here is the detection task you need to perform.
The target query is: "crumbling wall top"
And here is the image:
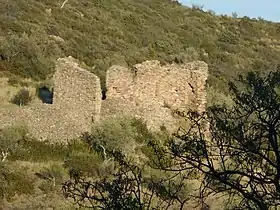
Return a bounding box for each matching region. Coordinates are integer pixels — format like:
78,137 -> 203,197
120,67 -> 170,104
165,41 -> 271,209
0,57 -> 208,142
103,60 -> 208,132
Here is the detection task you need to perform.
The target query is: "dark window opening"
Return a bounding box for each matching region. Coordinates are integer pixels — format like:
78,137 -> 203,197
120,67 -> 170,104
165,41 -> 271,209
38,86 -> 53,104
102,89 -> 107,100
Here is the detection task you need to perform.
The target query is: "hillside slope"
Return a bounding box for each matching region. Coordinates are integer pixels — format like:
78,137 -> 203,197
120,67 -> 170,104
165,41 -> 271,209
1,0 -> 280,90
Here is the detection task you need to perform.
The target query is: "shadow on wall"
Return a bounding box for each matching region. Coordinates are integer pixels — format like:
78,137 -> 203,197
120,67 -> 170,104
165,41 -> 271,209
38,86 -> 53,104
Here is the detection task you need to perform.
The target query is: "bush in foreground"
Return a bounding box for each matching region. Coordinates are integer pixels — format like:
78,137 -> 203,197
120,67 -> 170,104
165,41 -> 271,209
158,70 -> 280,209
11,88 -> 32,106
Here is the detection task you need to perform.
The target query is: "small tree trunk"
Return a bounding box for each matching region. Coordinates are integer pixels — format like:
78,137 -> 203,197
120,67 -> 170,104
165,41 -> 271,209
1,151 -> 8,162
60,0 -> 69,8
99,144 -> 107,161
53,177 -> 56,187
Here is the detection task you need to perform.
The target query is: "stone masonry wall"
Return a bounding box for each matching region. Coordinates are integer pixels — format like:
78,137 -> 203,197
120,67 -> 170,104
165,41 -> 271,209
0,56 -> 102,142
53,57 -> 101,124
102,60 -> 208,132
0,57 -> 208,142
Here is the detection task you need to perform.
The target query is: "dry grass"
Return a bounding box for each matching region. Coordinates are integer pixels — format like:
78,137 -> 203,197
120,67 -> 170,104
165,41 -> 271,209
0,78 -> 19,105
0,77 -> 38,106
1,160 -> 74,210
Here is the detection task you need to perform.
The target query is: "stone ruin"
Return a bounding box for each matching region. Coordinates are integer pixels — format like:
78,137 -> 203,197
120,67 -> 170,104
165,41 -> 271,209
0,56 -> 208,142
0,57 -> 101,142
103,60 -> 208,131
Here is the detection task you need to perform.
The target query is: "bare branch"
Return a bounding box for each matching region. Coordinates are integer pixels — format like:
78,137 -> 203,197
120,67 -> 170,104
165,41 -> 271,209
60,0 -> 69,9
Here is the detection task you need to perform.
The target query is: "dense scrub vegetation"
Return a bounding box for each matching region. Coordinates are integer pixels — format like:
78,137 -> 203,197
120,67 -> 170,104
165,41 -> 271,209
2,0 -> 280,209
0,123 -> 101,209
62,67 -> 280,210
1,0 -> 280,91
2,70 -> 280,209
0,118 -> 181,209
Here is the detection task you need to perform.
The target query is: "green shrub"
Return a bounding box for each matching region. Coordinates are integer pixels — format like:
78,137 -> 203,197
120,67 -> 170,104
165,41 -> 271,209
82,117 -> 154,160
11,88 -> 32,106
206,86 -> 234,107
64,153 -> 102,178
11,139 -> 68,162
0,125 -> 28,162
36,164 -> 66,193
171,47 -> 200,64
0,163 -> 35,201
66,139 -> 92,155
11,138 -> 92,162
0,31 -> 61,80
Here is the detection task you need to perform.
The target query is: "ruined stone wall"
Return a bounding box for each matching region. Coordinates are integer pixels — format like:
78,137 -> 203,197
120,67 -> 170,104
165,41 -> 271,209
102,60 -> 208,132
0,57 -> 208,142
53,57 -> 101,123
0,56 -> 102,142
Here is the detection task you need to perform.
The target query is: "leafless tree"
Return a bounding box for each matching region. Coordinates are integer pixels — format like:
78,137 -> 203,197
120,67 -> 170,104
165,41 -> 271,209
60,0 -> 69,9
158,70 -> 280,209
62,151 -> 189,209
